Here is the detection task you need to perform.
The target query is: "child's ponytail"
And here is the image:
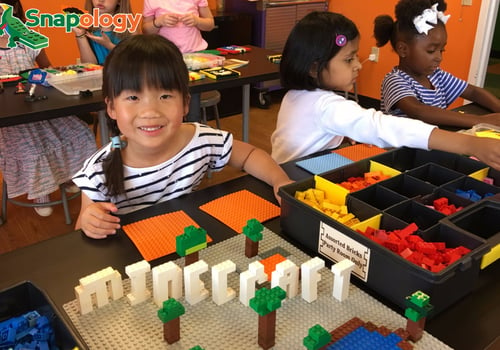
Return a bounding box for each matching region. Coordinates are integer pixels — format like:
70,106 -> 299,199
103,118 -> 126,197
373,15 -> 396,48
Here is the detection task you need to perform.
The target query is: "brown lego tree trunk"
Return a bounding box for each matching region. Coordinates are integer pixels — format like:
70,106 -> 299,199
406,317 -> 425,342
258,310 -> 276,349
245,236 -> 259,258
184,251 -> 199,266
163,317 -> 180,344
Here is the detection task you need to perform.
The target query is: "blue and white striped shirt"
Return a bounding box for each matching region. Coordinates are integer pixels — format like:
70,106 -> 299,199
73,123 -> 232,214
380,67 -> 467,117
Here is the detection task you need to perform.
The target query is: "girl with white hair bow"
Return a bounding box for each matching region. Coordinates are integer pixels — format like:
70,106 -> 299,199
374,0 -> 500,129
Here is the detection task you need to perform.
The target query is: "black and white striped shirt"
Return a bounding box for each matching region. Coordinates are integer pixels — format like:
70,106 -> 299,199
381,67 -> 467,117
73,123 -> 232,214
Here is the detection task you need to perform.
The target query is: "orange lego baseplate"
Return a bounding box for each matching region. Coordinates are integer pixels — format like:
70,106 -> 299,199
122,210 -> 212,261
333,144 -> 387,162
259,254 -> 286,281
199,189 -> 280,233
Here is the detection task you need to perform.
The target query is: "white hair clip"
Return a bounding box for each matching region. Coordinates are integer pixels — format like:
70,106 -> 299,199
413,3 -> 450,35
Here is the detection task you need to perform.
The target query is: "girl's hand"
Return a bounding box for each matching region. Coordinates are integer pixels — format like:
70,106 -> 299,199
86,32 -> 114,50
469,137 -> 500,171
179,13 -> 198,27
481,113 -> 500,128
80,202 -> 121,239
72,27 -> 87,36
156,13 -> 179,27
273,179 -> 294,205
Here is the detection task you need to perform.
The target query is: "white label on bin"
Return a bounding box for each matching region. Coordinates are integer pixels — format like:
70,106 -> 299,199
318,221 -> 370,282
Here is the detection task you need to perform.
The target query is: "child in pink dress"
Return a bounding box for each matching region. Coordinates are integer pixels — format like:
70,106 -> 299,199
0,0 -> 97,216
142,0 -> 214,53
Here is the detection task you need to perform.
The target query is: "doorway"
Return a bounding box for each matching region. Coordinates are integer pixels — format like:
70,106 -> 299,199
468,0 -> 500,98
484,10 -> 500,97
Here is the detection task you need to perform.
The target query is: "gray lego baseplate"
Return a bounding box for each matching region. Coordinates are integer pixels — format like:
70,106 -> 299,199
63,228 -> 452,349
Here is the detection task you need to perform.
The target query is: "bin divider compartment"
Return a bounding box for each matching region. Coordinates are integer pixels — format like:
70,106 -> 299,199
379,173 -> 436,199
445,196 -> 500,268
347,184 -> 407,211
406,163 -> 465,186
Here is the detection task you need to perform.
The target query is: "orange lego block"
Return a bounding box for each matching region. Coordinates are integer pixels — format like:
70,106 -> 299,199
259,254 -> 286,281
332,144 -> 387,161
199,190 -> 280,233
122,210 -> 212,262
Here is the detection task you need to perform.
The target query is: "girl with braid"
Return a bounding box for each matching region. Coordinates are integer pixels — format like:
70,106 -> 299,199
73,34 -> 291,239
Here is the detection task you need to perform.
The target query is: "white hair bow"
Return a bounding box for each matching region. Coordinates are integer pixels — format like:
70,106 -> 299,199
413,3 -> 451,35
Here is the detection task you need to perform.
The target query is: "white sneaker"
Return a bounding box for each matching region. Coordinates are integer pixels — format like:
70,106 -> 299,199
34,206 -> 54,217
64,183 -> 80,194
33,195 -> 53,217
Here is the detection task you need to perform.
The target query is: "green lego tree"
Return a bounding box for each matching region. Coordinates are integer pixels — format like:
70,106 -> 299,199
176,225 -> 207,266
249,286 -> 286,349
157,298 -> 185,344
243,218 -> 264,258
404,290 -> 433,342
303,324 -> 331,350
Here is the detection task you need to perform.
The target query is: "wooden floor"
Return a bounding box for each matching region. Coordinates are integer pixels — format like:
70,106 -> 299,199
0,98 -> 280,255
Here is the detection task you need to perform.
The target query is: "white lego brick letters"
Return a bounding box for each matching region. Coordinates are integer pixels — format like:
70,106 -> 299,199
75,266 -> 123,315
152,261 -> 182,307
239,261 -> 266,306
184,259 -> 209,305
125,260 -> 151,306
211,260 -> 236,305
331,259 -> 355,302
271,259 -> 299,299
301,257 -> 325,303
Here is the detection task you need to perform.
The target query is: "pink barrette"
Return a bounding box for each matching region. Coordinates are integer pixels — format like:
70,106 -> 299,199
335,34 -> 347,47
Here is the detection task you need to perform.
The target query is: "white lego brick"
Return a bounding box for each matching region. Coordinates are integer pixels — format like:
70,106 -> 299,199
271,259 -> 299,299
239,261 -> 266,306
301,257 -> 325,303
125,260 -> 151,306
331,259 -> 356,302
211,260 -> 236,306
152,261 -> 182,307
184,259 -> 209,305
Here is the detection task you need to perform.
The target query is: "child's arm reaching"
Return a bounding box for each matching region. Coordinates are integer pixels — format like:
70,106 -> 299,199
229,140 -> 293,204
75,193 -> 121,239
461,84 -> 500,114
395,95 -> 500,129
428,128 -> 500,170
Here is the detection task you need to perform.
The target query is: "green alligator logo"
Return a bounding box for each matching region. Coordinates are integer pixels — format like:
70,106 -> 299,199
0,3 -> 49,49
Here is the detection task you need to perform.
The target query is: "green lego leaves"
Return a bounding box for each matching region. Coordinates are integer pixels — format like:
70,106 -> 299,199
243,218 -> 263,242
157,298 -> 185,323
249,286 -> 286,316
176,226 -> 207,257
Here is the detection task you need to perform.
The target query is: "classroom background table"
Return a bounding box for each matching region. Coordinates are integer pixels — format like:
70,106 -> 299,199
0,169 -> 498,350
0,45 -> 279,143
184,45 -> 280,142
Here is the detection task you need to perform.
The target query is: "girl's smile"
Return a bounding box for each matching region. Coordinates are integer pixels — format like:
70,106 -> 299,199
106,86 -> 189,164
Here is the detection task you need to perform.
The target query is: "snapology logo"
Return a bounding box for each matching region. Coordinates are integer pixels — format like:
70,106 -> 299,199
0,3 -> 141,50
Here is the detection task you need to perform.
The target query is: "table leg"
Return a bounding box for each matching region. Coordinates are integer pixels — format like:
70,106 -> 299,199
186,93 -> 201,122
242,84 -> 250,143
98,110 -> 108,145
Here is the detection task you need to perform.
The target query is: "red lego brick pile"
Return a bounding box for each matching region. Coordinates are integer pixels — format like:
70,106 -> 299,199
357,223 -> 471,272
338,171 -> 391,192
